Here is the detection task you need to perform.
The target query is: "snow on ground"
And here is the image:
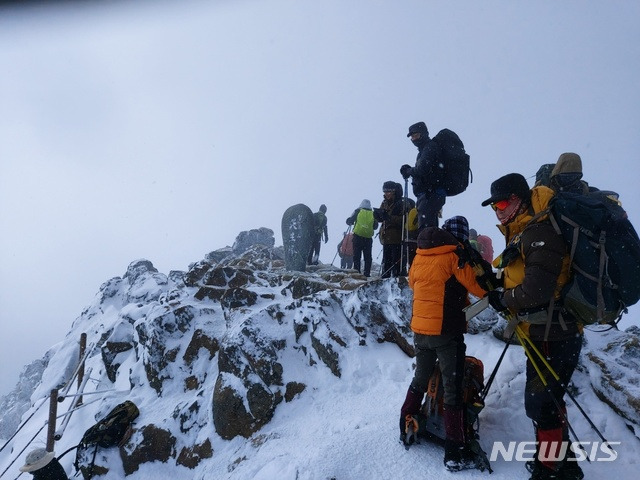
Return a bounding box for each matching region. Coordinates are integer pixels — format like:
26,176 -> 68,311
2,295 -> 640,479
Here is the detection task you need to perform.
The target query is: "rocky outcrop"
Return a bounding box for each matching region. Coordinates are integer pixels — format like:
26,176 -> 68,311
0,226 -> 491,474
582,326 -> 640,433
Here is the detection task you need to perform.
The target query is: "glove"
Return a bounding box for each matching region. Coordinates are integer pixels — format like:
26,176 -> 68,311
486,290 -> 508,312
476,266 -> 502,291
476,271 -> 498,292
324,237 -> 328,244
400,164 -> 413,180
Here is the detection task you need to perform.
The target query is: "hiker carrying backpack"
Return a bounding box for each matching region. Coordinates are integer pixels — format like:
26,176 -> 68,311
308,205 -> 328,266
346,199 -> 378,277
73,400 -> 140,479
401,122 -> 471,230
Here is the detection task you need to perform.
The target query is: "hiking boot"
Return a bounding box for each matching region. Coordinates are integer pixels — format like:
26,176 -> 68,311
399,386 -> 424,438
528,462 -> 560,480
558,458 -> 584,480
444,441 -> 477,472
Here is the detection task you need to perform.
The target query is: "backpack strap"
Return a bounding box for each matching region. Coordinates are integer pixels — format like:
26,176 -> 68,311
550,209 -> 611,323
528,210 -> 571,340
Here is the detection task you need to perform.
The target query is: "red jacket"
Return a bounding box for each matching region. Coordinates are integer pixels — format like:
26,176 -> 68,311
409,228 -> 487,335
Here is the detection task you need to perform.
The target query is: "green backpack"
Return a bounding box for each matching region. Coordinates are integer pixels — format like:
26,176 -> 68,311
353,209 -> 375,238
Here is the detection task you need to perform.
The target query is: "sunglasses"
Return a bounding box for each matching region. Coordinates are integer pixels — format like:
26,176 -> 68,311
491,199 -> 511,211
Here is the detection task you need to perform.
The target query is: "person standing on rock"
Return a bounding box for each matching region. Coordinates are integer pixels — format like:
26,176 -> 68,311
376,181 -> 404,278
346,199 -> 378,277
400,121 -> 447,230
308,204 -> 328,265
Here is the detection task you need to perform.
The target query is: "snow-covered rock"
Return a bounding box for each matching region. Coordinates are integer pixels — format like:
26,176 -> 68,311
1,227 -> 639,480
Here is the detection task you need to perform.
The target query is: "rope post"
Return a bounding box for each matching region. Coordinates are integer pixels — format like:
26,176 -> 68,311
77,333 -> 87,406
46,389 -> 58,452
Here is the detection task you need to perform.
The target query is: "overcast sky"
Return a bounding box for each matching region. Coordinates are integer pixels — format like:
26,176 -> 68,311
1,0 -> 639,396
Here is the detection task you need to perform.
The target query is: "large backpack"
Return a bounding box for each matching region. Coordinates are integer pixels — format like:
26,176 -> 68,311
432,128 -> 472,197
548,191 -> 640,324
410,356 -> 491,472
534,163 -> 555,187
74,400 -> 140,479
339,233 -> 354,257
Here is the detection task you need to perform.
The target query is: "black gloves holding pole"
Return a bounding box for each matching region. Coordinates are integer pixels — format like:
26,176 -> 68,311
486,290 -> 508,312
400,164 -> 413,180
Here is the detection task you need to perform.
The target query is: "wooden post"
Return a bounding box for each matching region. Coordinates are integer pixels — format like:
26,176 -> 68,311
77,333 -> 87,406
46,389 -> 58,452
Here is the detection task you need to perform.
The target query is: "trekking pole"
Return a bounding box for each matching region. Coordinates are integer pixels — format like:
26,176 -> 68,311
515,325 -> 610,445
380,257 -> 402,279
400,177 -> 409,274
481,330 -> 515,401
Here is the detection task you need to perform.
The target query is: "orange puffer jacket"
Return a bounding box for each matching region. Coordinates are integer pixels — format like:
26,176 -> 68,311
409,229 -> 488,336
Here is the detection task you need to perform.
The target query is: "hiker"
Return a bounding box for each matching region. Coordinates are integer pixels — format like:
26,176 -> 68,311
337,232 -> 354,269
346,199 -> 378,277
397,182 -> 416,275
405,206 -> 419,270
549,152 -> 596,195
476,234 -> 494,264
399,226 -> 488,472
400,121 -> 447,229
376,181 -> 404,277
308,204 -> 328,265
468,228 -> 480,252
19,448 -> 69,480
481,173 -> 584,480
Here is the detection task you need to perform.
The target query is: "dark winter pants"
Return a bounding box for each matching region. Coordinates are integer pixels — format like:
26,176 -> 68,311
308,235 -> 322,265
524,335 -> 582,429
411,333 -> 466,406
382,243 -> 401,277
416,189 -> 446,229
340,255 -> 353,269
352,234 -> 373,277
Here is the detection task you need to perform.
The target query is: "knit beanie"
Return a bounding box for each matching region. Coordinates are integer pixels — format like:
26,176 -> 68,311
442,216 -> 469,242
382,181 -> 396,192
359,199 -> 371,209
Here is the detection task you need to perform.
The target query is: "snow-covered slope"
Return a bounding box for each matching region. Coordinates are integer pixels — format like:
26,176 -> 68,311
1,231 -> 639,480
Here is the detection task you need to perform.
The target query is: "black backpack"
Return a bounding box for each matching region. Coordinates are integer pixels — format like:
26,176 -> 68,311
74,400 -> 140,479
432,128 -> 472,196
535,163 -> 555,187
548,191 -> 640,324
